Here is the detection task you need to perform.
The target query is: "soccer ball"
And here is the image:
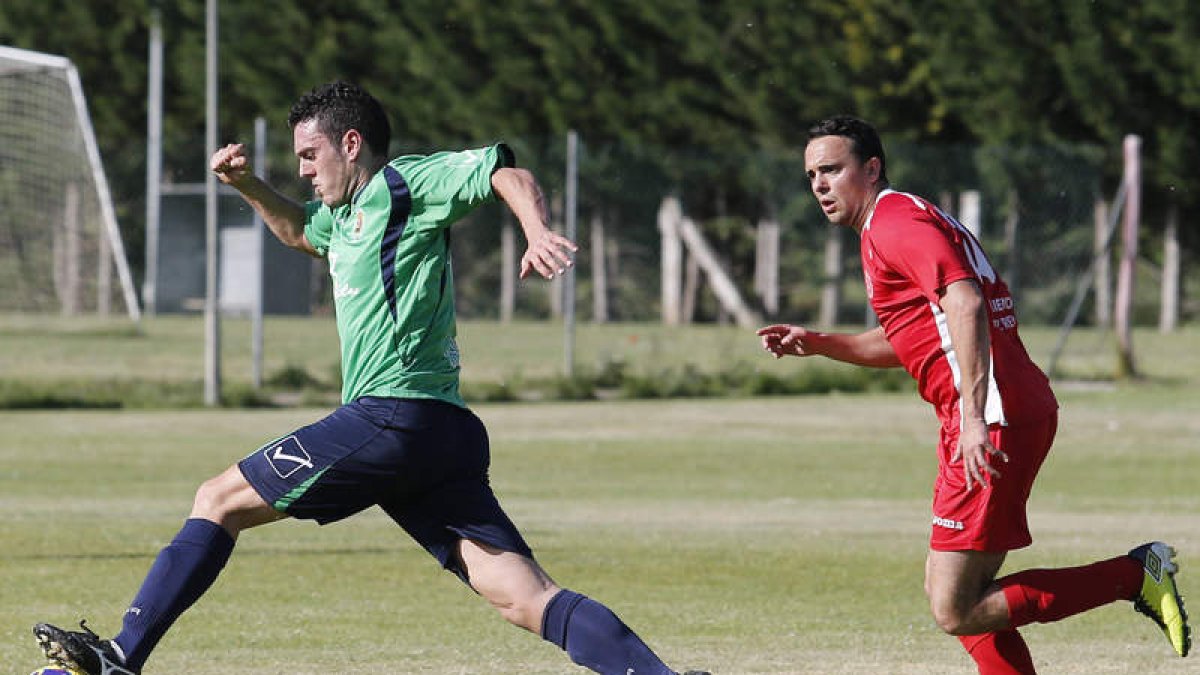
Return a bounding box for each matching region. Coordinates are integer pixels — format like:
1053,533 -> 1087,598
29,667 -> 82,675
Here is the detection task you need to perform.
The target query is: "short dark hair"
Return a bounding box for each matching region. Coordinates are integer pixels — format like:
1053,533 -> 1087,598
288,81 -> 391,158
807,115 -> 888,183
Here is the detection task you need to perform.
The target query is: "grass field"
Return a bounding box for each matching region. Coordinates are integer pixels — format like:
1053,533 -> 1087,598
1,317 -> 1197,673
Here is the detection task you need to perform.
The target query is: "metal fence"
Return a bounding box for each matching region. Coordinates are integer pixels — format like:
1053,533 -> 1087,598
140,129 -> 1187,328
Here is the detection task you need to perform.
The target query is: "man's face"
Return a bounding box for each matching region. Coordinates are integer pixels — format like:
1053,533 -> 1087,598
293,118 -> 353,207
804,135 -> 880,231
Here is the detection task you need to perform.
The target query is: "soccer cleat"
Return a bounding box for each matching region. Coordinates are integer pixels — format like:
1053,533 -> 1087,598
1128,542 -> 1191,657
32,621 -> 138,675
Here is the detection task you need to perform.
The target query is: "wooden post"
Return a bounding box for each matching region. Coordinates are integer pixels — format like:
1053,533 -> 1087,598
606,236 -> 620,302
818,225 -> 842,328
1159,204 -> 1179,333
499,211 -> 515,322
681,252 -> 700,324
677,216 -> 761,328
959,190 -> 981,238
754,215 -> 780,317
1093,197 -> 1111,327
1003,190 -> 1020,304
938,191 -> 955,217
1114,135 -> 1140,378
590,212 -> 608,323
658,196 -> 683,325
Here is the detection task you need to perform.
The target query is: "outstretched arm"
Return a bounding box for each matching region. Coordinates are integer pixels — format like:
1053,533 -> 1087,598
756,324 -> 902,368
210,143 -> 318,257
491,167 -> 578,279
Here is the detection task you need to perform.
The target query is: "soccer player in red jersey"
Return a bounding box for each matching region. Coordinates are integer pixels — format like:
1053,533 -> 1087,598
758,116 -> 1189,672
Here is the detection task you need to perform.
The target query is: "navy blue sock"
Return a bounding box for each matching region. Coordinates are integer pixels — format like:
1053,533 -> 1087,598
114,518 -> 235,671
541,589 -> 675,675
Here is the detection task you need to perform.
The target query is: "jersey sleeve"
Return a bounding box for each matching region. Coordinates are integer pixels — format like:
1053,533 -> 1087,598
870,196 -> 977,303
302,200 -> 333,257
399,143 -> 516,232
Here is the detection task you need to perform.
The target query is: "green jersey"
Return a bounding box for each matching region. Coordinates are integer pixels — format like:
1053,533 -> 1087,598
303,144 -> 513,406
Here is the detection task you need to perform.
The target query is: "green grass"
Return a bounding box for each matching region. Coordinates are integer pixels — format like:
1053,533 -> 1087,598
1,390 -> 1197,673
1,313 -> 1197,405
0,316 -> 1197,672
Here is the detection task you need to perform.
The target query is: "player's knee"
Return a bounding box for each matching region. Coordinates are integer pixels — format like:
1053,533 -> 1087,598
190,468 -> 259,531
192,475 -> 230,517
476,582 -> 557,633
490,596 -> 538,631
929,601 -> 972,635
474,584 -> 550,633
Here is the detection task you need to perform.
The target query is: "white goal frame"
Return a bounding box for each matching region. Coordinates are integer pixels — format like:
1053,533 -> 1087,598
0,44 -> 141,321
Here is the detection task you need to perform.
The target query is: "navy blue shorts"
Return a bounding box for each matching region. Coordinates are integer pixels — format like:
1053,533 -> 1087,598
238,397 -> 533,580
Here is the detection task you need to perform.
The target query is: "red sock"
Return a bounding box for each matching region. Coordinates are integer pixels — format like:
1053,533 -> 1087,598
1000,555 -> 1142,627
958,630 -> 1036,674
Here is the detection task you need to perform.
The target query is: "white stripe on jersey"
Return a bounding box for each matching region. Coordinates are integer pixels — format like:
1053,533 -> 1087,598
927,260 -> 1006,427
870,189 -> 1008,426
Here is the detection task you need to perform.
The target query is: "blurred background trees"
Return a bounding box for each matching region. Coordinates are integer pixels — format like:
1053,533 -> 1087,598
1,0 -> 1195,323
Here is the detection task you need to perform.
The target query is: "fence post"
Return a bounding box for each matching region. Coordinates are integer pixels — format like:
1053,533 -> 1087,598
959,190 -> 981,238
1114,135 -> 1140,379
658,196 -> 682,325
562,130 -> 578,376
1003,189 -> 1021,305
1093,197 -> 1111,327
818,225 -> 842,328
1159,204 -> 1179,333
754,214 -> 780,317
499,211 -> 515,322
591,212 -> 608,322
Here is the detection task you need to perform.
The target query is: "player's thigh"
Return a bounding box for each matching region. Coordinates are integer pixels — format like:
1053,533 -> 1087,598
382,473 -> 534,583
238,399 -> 400,524
379,403 -> 534,580
931,413 -> 1057,552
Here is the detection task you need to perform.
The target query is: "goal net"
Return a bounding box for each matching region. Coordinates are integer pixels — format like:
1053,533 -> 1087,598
0,45 -> 140,319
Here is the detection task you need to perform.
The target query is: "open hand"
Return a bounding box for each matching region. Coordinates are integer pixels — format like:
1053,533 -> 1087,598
952,418 -> 1008,490
520,230 -> 578,280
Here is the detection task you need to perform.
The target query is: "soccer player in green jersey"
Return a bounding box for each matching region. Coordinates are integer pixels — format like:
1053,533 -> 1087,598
34,82 -> 707,675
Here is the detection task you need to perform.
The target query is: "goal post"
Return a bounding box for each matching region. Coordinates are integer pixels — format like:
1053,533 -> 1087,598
0,44 -> 141,320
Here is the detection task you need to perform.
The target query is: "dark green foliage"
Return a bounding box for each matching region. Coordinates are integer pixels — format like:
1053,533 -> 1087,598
617,361 -> 912,399
1,0 -> 1195,318
264,363 -> 325,390
0,378 -> 274,408
456,361 -> 913,405
459,379 -> 519,403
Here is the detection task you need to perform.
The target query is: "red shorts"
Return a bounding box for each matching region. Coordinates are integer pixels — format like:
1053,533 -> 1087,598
929,411 -> 1058,552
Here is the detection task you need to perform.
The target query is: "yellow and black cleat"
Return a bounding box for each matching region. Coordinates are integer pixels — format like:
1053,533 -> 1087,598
1129,541 -> 1191,657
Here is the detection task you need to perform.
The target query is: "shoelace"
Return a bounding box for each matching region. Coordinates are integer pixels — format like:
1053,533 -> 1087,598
78,619 -> 100,639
